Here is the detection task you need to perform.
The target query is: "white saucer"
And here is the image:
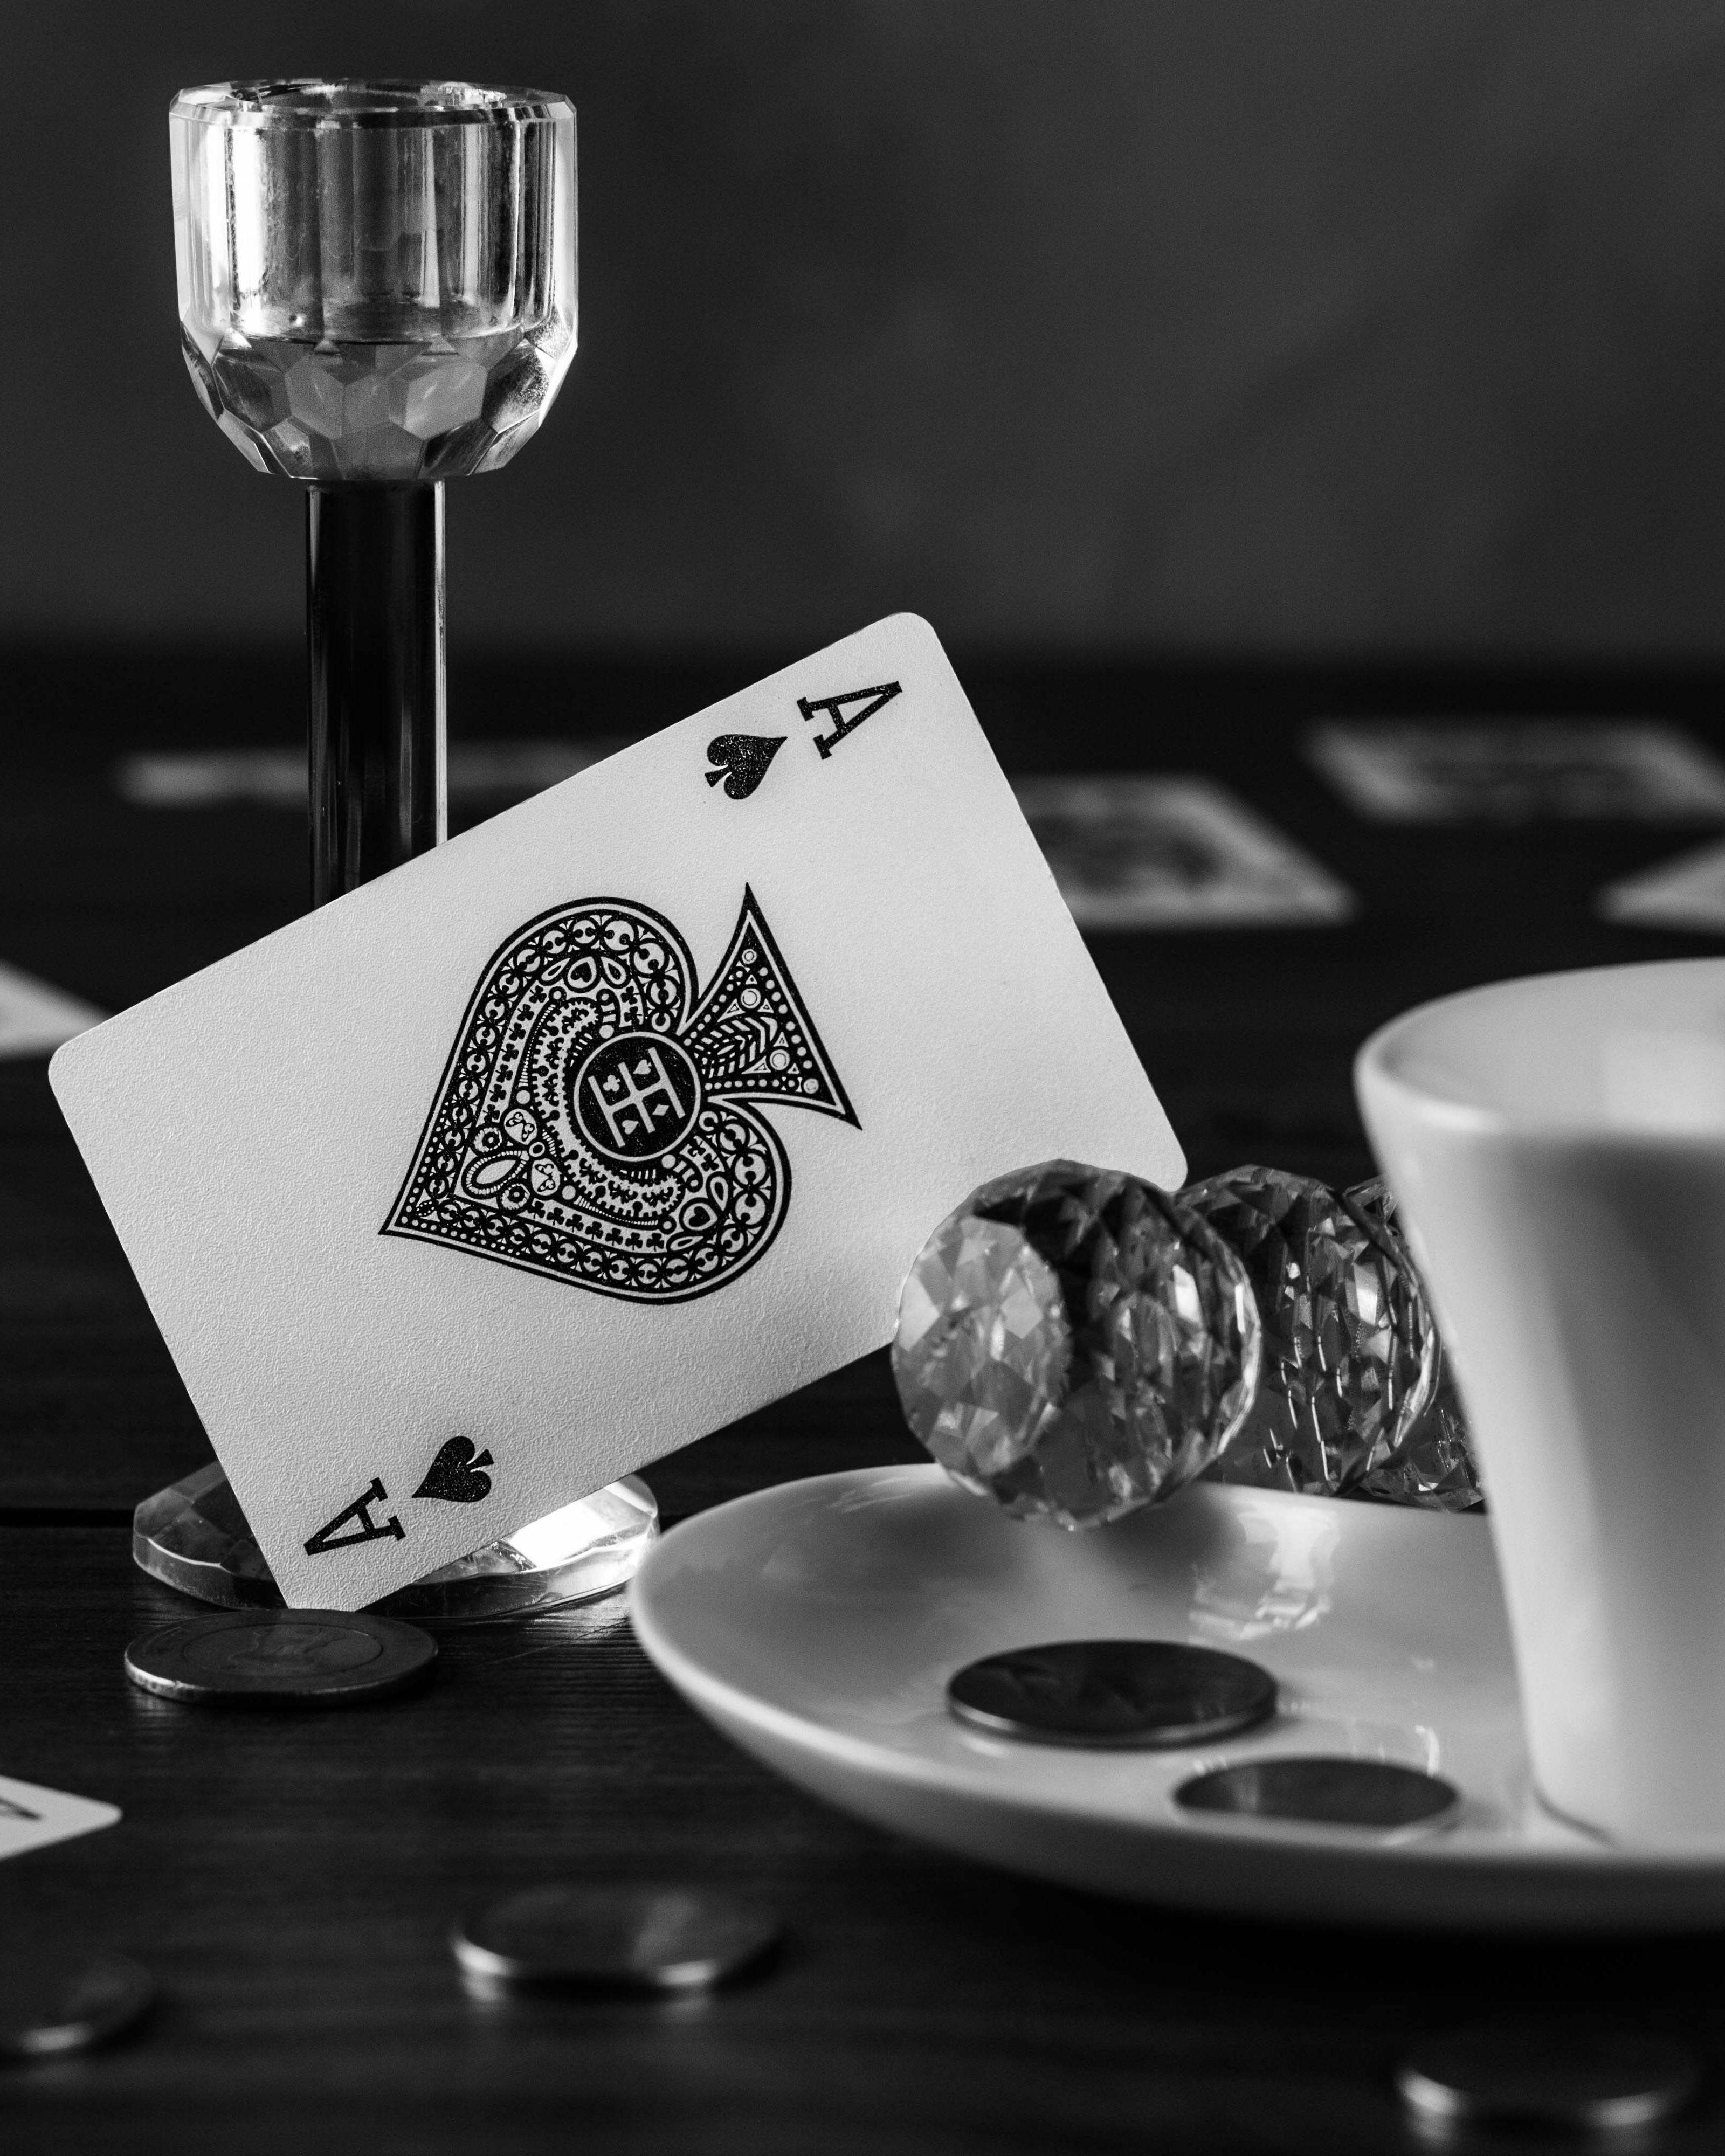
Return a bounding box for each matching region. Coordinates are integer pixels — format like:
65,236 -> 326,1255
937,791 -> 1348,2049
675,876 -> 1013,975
630,1465 -> 1725,1931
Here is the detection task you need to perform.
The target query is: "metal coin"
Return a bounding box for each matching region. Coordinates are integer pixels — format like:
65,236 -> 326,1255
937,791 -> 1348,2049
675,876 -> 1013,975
947,1639 -> 1276,1749
0,1953 -> 155,2061
453,1883 -> 781,1993
125,1608 -> 437,1704
1175,1756 -> 1460,1832
1397,2021 -> 1700,2133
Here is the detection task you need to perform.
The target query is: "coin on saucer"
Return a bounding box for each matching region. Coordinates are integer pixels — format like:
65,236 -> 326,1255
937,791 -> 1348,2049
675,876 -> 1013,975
1176,1756 -> 1460,1832
948,1639 -> 1276,1749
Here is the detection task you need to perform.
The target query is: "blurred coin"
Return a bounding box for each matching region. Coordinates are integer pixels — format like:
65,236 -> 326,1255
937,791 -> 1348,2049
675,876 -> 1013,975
125,1608 -> 436,1704
1397,2021 -> 1700,2132
1175,1756 -> 1459,1832
0,1952 -> 154,2060
948,1639 -> 1276,1749
453,1884 -> 780,1992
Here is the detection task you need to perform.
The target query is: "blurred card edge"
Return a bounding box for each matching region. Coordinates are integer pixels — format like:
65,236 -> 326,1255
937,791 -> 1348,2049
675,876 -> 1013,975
1307,718 -> 1725,823
1015,773 -> 1356,929
1598,837 -> 1725,932
0,960 -> 106,1061
0,1774 -> 122,1862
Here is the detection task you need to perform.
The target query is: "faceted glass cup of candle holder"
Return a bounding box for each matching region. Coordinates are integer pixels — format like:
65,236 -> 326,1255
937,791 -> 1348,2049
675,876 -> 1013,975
170,80 -> 576,484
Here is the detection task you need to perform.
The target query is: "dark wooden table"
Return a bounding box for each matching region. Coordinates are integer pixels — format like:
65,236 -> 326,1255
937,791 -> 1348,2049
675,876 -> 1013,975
5,647 -> 1725,2153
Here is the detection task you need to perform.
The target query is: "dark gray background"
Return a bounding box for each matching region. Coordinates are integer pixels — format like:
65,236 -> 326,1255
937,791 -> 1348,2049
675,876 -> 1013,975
8,1 -> 1725,659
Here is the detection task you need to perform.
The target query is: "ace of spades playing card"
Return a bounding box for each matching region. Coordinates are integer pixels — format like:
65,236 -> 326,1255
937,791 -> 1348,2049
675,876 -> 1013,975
51,616 -> 1183,1610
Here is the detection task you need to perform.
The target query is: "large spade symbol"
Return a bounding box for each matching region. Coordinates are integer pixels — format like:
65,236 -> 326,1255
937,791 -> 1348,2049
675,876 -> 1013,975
383,888 -> 857,1304
414,1437 -> 495,1504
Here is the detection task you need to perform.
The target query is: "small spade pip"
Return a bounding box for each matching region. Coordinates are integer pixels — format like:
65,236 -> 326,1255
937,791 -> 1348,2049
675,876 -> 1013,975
415,1436 -> 495,1503
704,734 -> 784,800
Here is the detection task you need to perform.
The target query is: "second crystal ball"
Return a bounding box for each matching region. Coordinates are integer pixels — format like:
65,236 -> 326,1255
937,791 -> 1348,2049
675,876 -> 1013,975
892,1161 -> 1260,1529
1182,1164 -> 1438,1500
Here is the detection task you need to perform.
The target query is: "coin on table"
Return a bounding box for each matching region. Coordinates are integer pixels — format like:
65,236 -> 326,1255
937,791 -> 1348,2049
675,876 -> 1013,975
124,1608 -> 437,1704
1397,2021 -> 1700,2132
947,1639 -> 1276,1749
0,1953 -> 155,2060
453,1884 -> 782,1993
1175,1756 -> 1460,1833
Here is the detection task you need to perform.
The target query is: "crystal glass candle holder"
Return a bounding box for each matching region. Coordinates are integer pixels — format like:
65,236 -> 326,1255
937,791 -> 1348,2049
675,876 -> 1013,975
171,79 -> 576,486
172,80 -> 577,900
144,81 -> 656,1619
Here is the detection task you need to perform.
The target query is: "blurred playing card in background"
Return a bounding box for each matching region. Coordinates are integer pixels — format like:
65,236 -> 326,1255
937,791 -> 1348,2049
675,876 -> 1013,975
1307,720 -> 1725,823
0,1773 -> 120,1863
0,962 -> 104,1060
1598,838 -> 1725,932
1015,776 -> 1354,929
116,740 -> 637,810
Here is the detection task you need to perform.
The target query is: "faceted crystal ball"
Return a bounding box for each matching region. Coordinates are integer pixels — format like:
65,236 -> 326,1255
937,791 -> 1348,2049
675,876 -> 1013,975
893,1161 -> 1261,1530
1184,1164 -> 1438,1500
1344,1178 -> 1484,1511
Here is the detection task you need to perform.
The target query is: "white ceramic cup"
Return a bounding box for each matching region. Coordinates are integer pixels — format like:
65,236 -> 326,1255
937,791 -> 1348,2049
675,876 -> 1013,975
1356,958 -> 1725,1847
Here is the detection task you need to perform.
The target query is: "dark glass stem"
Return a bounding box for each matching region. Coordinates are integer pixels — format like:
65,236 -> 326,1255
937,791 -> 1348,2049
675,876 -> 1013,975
306,482 -> 446,908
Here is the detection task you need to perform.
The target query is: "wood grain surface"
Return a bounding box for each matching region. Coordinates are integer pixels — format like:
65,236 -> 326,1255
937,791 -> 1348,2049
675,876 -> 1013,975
4,651 -> 1724,2151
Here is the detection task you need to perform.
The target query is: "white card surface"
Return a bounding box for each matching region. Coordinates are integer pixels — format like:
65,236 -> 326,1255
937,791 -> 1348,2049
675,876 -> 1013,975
0,1773 -> 120,1863
1307,719 -> 1725,823
1015,776 -> 1353,928
1598,838 -> 1725,932
0,960 -> 104,1060
52,617 -> 1183,1611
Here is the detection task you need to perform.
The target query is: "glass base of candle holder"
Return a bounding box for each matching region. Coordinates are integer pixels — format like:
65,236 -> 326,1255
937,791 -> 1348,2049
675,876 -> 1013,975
133,1460 -> 657,1622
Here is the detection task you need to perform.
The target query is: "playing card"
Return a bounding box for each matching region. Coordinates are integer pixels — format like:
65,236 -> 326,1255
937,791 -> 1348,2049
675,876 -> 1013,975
52,616 -> 1183,1611
0,1774 -> 120,1863
1306,719 -> 1725,823
0,960 -> 104,1060
1014,776 -> 1353,928
1598,838 -> 1725,933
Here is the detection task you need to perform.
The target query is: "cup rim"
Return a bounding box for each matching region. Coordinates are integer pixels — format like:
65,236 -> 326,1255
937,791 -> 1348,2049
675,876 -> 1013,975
1355,956 -> 1725,1140
170,80 -> 573,130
